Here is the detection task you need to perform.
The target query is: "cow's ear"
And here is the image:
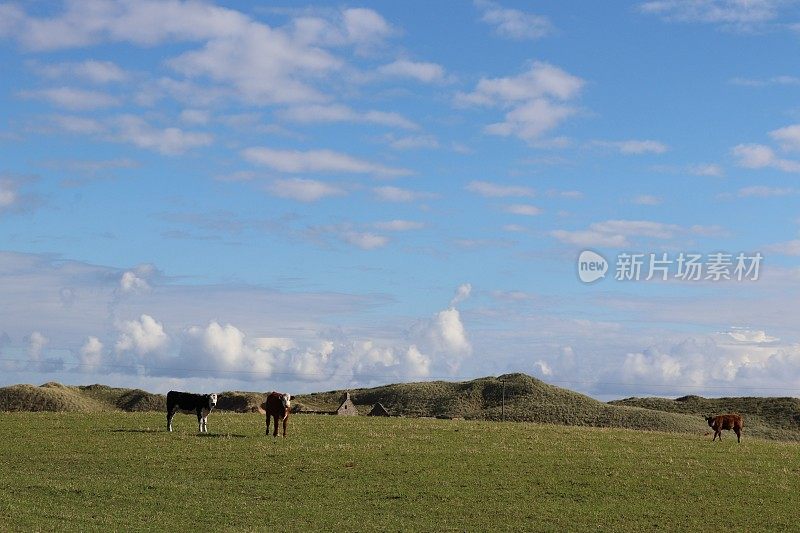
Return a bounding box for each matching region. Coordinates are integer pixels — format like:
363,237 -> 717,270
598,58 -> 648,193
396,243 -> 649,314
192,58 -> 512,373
290,395 -> 295,400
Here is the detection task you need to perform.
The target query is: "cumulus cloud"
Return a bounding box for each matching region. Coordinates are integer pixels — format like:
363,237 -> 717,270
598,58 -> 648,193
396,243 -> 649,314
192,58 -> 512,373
688,163 -> 725,177
243,147 -> 411,177
450,283 -> 472,306
266,178 -> 346,202
27,331 -> 48,362
769,124 -> 800,152
466,180 -> 535,198
632,194 -> 663,205
0,2 -> 394,106
63,59 -> 127,83
383,134 -> 440,150
373,220 -> 425,231
279,104 -> 417,130
377,59 -> 449,83
119,264 -> 156,294
638,0 -> 782,32
115,314 -> 169,357
764,239 -> 800,256
591,139 -> 669,154
372,186 -> 437,203
549,219 -> 712,247
504,204 -> 543,216
112,115 -> 213,155
19,87 -> 120,110
732,143 -> 800,173
0,175 -> 41,215
456,61 -> 584,143
737,186 -> 795,198
79,336 -> 104,369
341,231 -> 389,250
475,0 -> 553,40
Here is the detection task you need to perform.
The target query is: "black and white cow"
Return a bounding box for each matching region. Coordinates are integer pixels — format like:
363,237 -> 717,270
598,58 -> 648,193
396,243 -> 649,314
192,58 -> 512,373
166,391 -> 218,433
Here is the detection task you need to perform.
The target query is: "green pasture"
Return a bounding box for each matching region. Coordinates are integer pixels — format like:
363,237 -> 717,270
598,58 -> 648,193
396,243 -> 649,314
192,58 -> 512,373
1,412 -> 797,531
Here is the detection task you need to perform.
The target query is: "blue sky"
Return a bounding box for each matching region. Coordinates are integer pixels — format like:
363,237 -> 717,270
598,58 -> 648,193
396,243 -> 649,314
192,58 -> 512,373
2,0 -> 800,399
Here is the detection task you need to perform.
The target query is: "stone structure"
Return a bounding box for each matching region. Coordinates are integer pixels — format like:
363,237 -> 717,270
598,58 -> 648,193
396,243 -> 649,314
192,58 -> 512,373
336,391 -> 358,416
367,403 -> 390,417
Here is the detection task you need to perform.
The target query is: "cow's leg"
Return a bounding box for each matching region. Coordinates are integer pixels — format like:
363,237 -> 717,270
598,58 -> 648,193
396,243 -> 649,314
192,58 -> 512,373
265,413 -> 270,436
273,415 -> 279,437
197,409 -> 203,433
282,415 -> 287,437
167,409 -> 174,432
735,428 -> 741,443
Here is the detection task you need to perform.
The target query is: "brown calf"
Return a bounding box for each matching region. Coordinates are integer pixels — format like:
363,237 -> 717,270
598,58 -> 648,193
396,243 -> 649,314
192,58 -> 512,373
706,414 -> 743,443
263,391 -> 292,437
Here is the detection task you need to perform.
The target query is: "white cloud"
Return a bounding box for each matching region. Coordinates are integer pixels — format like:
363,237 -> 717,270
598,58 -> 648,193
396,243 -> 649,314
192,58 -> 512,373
180,109 -> 210,125
33,60 -> 128,84
0,175 -> 41,214
266,178 -> 346,202
638,0 -> 782,31
592,139 -> 669,154
112,115 -> 213,155
466,180 -> 535,198
450,283 -> 472,306
279,104 -> 418,130
549,219 -> 705,247
732,143 -> 800,172
632,194 -> 663,205
372,186 -> 437,203
383,134 -> 440,150
342,231 -> 389,250
342,8 -> 395,47
486,99 -> 577,141
118,264 -> 156,294
243,147 -> 411,177
737,186 -> 795,198
456,61 -> 584,143
79,336 -> 104,369
769,124 -> 800,152
19,87 -> 120,110
377,59 -> 449,83
457,61 -> 583,106
27,331 -> 48,362
504,204 -> 543,216
115,314 -> 169,357
402,345 -> 431,377
764,239 -> 800,256
414,307 -> 472,374
49,114 -> 105,135
475,0 -> 553,40
550,229 -> 629,248
0,179 -> 19,209
688,163 -> 725,177
373,220 -> 425,231
120,271 -> 150,293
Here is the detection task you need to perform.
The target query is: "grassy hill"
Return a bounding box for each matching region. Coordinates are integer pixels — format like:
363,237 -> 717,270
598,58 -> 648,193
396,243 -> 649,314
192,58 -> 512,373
610,394 -> 800,441
2,374 -> 798,440
0,383 -> 254,414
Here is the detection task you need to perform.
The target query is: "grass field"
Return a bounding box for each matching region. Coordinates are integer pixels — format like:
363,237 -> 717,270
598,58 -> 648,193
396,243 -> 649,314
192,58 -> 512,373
1,412 -> 798,531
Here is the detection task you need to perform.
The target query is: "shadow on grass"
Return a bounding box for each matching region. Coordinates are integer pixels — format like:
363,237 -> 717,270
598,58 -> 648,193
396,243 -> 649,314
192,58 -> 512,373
110,429 -> 248,438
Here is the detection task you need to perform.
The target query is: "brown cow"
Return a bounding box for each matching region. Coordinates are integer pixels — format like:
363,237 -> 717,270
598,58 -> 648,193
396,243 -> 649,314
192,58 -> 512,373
706,414 -> 744,443
263,391 -> 292,437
